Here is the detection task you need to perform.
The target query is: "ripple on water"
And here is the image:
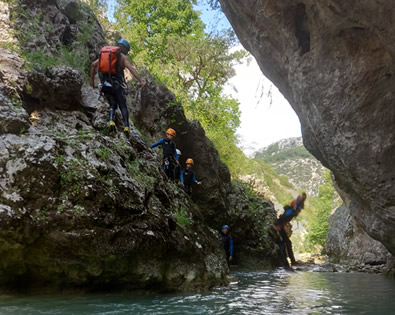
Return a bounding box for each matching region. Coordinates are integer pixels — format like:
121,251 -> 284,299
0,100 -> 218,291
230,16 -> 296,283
1,270 -> 395,314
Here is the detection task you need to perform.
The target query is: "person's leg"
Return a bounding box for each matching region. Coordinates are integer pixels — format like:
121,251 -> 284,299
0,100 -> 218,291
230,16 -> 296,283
185,185 -> 192,195
115,84 -> 129,128
278,240 -> 291,268
281,229 -> 296,264
163,157 -> 171,178
168,162 -> 175,180
104,91 -> 117,122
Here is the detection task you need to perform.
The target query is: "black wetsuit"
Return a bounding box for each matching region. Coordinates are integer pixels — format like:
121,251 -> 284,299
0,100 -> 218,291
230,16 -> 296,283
180,168 -> 198,195
101,69 -> 129,128
274,201 -> 304,265
220,233 -> 234,261
150,138 -> 178,180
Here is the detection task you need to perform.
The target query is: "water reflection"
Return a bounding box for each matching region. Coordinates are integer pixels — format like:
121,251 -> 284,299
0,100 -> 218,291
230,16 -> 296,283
0,270 -> 394,314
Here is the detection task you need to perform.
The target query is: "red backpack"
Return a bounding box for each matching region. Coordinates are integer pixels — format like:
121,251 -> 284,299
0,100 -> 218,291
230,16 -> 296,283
98,46 -> 122,75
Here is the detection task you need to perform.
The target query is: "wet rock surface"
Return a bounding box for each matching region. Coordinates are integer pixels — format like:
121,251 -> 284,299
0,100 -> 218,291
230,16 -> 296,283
219,0 -> 395,258
293,254 -> 388,274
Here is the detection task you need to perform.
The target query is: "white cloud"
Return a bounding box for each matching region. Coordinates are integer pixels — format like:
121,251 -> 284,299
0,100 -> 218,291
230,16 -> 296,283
224,47 -> 302,155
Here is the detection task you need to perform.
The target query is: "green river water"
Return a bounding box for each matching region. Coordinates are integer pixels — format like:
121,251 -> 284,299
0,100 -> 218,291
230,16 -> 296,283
0,270 -> 394,314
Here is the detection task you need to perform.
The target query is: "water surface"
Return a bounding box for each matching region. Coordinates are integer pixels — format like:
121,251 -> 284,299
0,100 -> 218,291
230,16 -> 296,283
1,270 -> 394,314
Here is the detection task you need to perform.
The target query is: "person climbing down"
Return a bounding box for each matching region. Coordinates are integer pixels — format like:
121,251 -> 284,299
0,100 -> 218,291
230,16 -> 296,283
274,192 -> 307,267
220,225 -> 233,263
90,39 -> 146,137
150,128 -> 179,180
180,158 -> 201,195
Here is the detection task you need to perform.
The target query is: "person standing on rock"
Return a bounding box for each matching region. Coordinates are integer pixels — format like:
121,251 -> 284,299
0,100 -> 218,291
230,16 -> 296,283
150,128 -> 179,180
180,158 -> 201,195
90,39 -> 146,137
274,192 -> 307,266
220,225 -> 234,263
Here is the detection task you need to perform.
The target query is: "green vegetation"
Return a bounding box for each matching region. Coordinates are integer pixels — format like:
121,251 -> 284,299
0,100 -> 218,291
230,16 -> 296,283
255,144 -> 312,163
9,4 -> 94,81
96,147 -> 111,161
304,171 -> 342,251
176,207 -> 191,227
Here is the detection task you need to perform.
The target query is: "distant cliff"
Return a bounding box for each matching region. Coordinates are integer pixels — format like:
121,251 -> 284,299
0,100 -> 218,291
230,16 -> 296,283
254,137 -> 326,197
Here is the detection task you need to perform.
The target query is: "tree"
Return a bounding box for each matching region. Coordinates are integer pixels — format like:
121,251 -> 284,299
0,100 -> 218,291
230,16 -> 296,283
113,0 -> 254,177
305,171 -> 341,251
114,0 -> 204,63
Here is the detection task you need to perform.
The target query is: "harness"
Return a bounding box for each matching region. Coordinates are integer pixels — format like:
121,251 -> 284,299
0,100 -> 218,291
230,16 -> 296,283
162,138 -> 176,158
182,169 -> 195,186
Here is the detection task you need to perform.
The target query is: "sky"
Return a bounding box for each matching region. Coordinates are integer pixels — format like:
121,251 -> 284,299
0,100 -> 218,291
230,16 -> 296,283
194,2 -> 302,155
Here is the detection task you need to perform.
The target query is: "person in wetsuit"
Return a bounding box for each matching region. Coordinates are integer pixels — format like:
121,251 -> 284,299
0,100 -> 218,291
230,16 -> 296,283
274,192 -> 307,266
180,158 -> 201,195
90,39 -> 146,136
220,225 -> 234,263
150,128 -> 179,180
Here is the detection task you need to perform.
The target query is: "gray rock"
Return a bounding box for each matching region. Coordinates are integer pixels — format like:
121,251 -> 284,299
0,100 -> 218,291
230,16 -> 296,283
219,0 -> 395,256
27,66 -> 83,110
324,205 -> 391,266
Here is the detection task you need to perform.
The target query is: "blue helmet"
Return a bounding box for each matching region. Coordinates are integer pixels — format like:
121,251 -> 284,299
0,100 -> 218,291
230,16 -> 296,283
117,39 -> 130,52
222,225 -> 230,230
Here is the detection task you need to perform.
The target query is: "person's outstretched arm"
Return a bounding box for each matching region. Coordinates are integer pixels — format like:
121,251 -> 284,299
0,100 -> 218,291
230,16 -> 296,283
150,138 -> 164,149
229,237 -> 234,261
90,59 -> 99,88
180,170 -> 184,186
123,55 -> 146,88
174,147 -> 179,161
193,173 -> 202,185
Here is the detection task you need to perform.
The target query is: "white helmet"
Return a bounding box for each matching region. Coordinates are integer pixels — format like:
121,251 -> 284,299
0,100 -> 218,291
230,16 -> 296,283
176,149 -> 181,156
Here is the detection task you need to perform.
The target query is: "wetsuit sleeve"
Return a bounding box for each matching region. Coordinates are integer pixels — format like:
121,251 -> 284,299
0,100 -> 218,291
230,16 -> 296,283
193,173 -> 198,184
174,144 -> 179,160
229,237 -> 234,256
180,170 -> 184,183
150,138 -> 164,149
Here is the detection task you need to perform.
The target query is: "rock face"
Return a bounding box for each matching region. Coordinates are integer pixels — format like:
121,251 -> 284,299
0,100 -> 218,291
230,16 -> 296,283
219,0 -> 395,256
0,0 -> 279,292
324,205 -> 391,267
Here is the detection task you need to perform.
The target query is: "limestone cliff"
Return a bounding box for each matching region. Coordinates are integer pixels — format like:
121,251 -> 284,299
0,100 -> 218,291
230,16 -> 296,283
0,0 -> 278,292
219,0 -> 395,258
324,205 -> 391,269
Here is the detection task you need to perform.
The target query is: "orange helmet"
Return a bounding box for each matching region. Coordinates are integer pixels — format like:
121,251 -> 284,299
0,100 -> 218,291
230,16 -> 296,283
166,128 -> 176,136
186,158 -> 194,165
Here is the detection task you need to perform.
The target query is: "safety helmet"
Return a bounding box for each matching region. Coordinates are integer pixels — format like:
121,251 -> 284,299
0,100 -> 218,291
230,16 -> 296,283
166,128 -> 176,136
117,39 -> 130,52
176,149 -> 181,156
222,225 -> 230,230
186,158 -> 194,165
